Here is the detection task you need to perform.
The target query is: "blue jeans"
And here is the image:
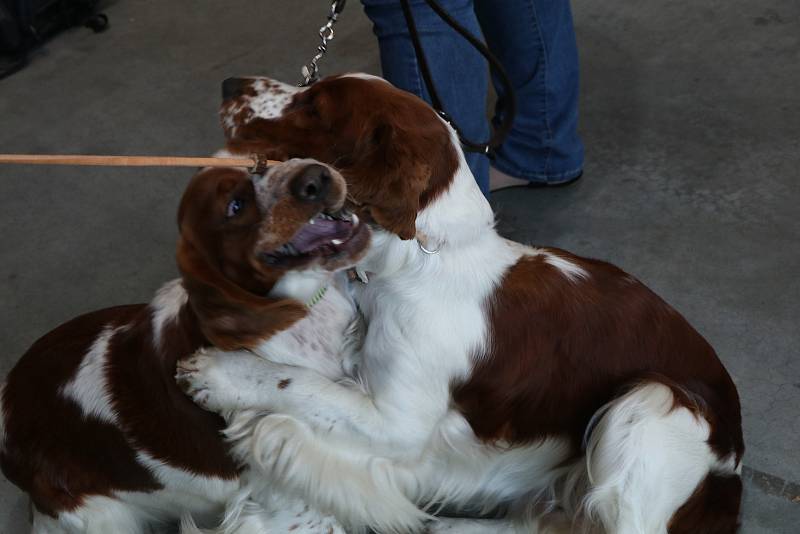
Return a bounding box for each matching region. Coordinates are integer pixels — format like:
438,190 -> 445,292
361,0 -> 584,195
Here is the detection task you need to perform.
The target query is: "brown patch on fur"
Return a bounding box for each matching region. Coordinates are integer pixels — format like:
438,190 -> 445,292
258,194 -> 333,253
278,378 -> 292,390
222,76 -> 458,240
1,303 -> 242,518
105,303 -> 239,478
668,473 -> 743,533
1,306 -> 164,516
452,250 -> 744,462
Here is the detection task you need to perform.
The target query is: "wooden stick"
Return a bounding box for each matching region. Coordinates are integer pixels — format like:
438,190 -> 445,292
0,154 -> 282,171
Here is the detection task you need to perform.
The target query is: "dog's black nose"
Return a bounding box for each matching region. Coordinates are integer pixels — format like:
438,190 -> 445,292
291,164 -> 332,203
222,77 -> 247,100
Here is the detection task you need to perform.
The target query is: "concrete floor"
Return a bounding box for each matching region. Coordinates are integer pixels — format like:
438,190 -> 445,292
0,0 -> 798,531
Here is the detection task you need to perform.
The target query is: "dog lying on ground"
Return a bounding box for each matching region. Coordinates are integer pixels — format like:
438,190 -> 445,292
0,158 -> 369,533
178,74 -> 744,534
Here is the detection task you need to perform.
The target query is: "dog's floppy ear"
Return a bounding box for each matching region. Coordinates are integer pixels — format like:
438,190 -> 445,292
349,122 -> 431,241
177,239 -> 307,350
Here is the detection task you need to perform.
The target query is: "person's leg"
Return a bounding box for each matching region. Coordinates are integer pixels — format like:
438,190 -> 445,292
361,0 -> 491,195
475,0 -> 584,186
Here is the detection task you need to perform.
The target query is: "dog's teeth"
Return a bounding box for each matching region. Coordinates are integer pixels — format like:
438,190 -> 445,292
286,244 -> 298,255
331,239 -> 343,245
355,269 -> 369,284
309,218 -> 316,225
352,213 -> 359,225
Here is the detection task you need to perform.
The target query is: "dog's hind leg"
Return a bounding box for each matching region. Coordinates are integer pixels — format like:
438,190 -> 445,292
580,381 -> 741,533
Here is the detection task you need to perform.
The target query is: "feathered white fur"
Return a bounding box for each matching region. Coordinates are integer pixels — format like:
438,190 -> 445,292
182,76 -> 734,534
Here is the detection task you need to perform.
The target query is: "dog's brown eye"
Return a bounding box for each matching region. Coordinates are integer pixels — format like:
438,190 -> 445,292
226,199 -> 244,218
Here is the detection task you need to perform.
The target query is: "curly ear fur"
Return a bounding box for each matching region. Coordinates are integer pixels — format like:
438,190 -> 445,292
176,239 -> 307,350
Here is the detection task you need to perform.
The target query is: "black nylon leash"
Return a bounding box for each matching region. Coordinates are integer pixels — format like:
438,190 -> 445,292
301,0 -> 516,155
399,0 -> 517,155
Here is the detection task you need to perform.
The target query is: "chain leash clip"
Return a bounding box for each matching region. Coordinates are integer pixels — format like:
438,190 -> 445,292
299,0 -> 346,87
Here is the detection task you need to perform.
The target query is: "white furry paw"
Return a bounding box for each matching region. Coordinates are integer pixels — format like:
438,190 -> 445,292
176,348 -> 243,413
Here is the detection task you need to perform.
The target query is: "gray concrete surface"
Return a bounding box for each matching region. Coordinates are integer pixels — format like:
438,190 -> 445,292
0,0 -> 797,532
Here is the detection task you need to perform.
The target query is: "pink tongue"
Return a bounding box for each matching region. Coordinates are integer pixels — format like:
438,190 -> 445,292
289,218 -> 353,253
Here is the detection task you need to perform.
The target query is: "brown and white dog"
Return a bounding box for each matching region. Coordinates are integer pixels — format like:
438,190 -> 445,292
177,74 -> 745,534
0,159 -> 369,533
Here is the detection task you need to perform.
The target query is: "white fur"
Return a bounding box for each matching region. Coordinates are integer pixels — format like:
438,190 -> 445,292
247,79 -> 297,120
151,278 -> 188,348
176,271 -> 361,533
268,268 -> 328,304
59,326 -> 120,424
23,275 -> 345,534
41,284 -> 241,533
32,496 -> 146,534
120,451 -> 239,519
578,382 -> 730,533
183,118 -> 563,531
191,75 -> 732,533
264,272 -> 360,380
543,252 -> 589,282
180,491 -> 344,534
425,517 -> 529,534
14,154 -> 369,534
223,79 -> 299,137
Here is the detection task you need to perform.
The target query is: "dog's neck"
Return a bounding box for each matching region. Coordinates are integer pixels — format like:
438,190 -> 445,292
357,142 -> 500,280
416,135 -> 497,251
146,269 -> 334,382
268,268 -> 332,306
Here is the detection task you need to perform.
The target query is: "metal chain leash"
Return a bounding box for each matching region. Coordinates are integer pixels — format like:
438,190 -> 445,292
299,0 -> 347,86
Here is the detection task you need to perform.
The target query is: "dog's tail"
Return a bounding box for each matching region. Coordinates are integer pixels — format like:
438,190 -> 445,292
579,381 -> 742,533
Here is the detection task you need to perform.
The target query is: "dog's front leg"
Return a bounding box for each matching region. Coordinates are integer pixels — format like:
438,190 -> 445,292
177,346 -> 450,532
176,348 -> 382,440
178,345 -> 447,454
176,348 -> 285,414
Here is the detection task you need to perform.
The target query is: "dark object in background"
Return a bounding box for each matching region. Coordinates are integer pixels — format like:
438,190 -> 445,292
0,0 -> 108,79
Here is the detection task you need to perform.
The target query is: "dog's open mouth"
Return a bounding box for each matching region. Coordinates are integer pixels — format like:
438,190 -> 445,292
262,209 -> 366,267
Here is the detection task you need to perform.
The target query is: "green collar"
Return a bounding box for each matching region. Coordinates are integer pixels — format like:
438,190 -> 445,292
306,285 -> 329,308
